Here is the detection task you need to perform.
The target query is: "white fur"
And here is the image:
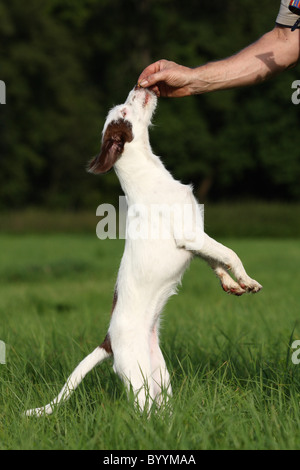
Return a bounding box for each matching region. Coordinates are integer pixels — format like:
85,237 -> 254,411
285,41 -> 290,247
25,87 -> 262,417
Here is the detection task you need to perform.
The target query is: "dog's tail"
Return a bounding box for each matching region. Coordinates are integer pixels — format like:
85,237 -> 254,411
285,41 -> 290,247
25,342 -> 112,417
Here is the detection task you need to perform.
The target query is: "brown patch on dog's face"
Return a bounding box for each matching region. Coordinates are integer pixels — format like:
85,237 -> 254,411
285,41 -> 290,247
88,119 -> 133,174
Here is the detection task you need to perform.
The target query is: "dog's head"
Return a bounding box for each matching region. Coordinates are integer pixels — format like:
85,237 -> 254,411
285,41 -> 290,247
88,87 -> 157,174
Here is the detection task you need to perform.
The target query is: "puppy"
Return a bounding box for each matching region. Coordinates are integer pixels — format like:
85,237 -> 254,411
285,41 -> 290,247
25,87 -> 262,416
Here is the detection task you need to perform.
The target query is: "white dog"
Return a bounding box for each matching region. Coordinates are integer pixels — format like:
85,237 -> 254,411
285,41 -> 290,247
25,87 -> 262,416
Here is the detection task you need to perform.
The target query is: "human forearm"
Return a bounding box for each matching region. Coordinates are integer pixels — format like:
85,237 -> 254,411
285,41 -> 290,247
139,26 -> 300,97
190,26 -> 300,94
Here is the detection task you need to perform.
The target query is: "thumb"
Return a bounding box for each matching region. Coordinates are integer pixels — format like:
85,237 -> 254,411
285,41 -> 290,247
139,71 -> 166,88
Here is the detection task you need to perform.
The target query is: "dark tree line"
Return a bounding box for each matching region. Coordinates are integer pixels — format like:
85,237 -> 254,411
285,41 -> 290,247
0,0 -> 299,210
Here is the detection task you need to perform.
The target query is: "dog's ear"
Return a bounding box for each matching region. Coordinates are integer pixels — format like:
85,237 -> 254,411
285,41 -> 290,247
88,119 -> 133,174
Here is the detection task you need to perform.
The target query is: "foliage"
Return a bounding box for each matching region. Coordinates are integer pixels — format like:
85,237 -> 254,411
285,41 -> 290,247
0,0 -> 299,209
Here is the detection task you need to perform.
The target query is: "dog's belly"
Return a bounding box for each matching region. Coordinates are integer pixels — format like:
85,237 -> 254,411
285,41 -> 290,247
123,237 -> 192,283
111,238 -> 192,327
108,237 -> 193,365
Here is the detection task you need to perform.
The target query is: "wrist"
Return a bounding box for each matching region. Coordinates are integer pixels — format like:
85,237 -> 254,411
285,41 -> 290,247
187,65 -> 217,95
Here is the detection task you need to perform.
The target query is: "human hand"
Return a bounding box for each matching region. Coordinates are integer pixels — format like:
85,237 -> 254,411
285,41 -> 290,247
138,59 -> 196,97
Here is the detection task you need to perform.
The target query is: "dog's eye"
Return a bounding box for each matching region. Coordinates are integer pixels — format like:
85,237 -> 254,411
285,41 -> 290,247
121,108 -> 127,118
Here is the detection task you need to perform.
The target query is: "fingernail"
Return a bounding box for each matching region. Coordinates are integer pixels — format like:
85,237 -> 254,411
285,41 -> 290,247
139,79 -> 148,87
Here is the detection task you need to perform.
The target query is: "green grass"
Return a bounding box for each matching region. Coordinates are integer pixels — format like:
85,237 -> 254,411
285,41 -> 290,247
0,233 -> 300,450
0,202 -> 300,237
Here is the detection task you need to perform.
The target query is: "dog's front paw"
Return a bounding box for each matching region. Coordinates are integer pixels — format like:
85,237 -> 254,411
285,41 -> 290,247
221,276 -> 246,296
220,270 -> 262,296
221,282 -> 246,296
239,277 -> 263,294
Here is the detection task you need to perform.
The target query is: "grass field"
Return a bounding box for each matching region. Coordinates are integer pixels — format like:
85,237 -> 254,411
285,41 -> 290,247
0,232 -> 300,450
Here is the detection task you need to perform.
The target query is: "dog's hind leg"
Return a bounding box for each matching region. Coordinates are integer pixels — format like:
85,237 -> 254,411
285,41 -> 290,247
149,324 -> 172,406
25,344 -> 111,417
112,332 -> 156,413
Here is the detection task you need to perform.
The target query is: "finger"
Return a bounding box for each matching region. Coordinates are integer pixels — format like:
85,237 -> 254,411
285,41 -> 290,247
138,61 -> 163,84
139,70 -> 168,89
138,59 -> 171,86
